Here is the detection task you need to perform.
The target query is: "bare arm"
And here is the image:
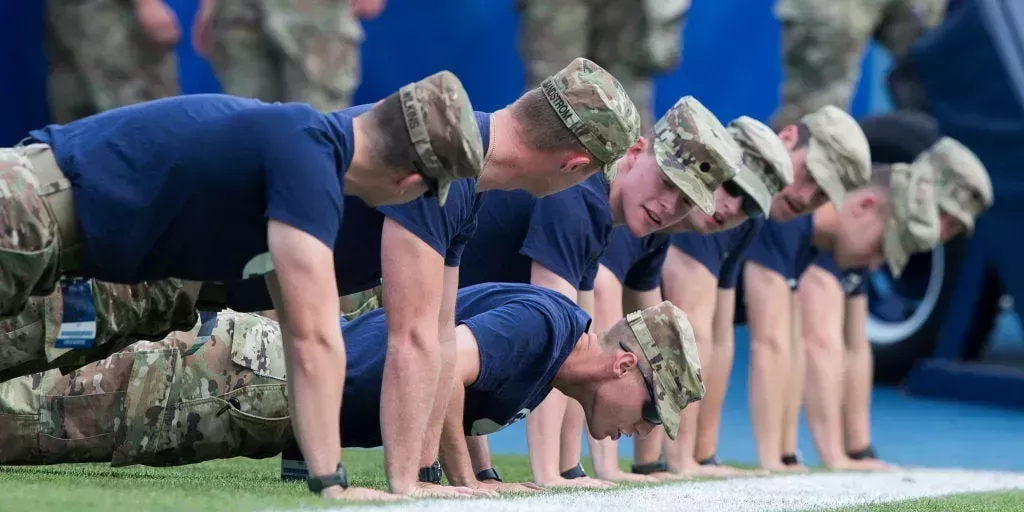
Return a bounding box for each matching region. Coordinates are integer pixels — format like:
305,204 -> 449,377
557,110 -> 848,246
526,262 -> 578,485
379,218 -> 445,495
438,326 -> 482,487
418,266 -> 461,468
264,220 -> 344,487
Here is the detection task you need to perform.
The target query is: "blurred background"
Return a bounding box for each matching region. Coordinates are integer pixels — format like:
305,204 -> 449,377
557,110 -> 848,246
2,0 -> 1022,470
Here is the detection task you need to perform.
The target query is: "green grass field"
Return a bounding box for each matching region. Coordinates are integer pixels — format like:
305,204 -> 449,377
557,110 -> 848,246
1,450 -> 1021,512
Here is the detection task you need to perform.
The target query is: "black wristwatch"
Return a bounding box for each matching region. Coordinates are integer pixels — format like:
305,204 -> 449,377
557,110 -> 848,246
418,460 -> 443,484
631,458 -> 668,475
476,467 -> 502,482
560,462 -> 587,480
306,463 -> 350,494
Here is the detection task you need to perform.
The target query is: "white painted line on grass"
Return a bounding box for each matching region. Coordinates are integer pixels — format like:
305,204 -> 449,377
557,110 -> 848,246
273,468 -> 1024,512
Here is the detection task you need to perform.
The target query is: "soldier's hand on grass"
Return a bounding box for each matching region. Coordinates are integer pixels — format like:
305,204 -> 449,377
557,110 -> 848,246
322,485 -> 407,501
594,469 -> 657,483
409,482 -> 486,499
476,479 -> 545,494
539,476 -> 616,489
648,470 -> 692,481
135,0 -> 181,48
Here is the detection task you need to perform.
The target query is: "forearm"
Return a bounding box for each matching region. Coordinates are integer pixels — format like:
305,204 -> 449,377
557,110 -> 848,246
437,381 -> 476,486
283,329 -> 346,476
381,328 -> 442,493
634,426 -> 665,465
526,390 -> 568,483
418,331 -> 457,468
467,436 -> 493,474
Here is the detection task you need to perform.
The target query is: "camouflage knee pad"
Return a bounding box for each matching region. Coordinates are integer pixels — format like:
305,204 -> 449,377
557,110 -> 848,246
0,148 -> 62,319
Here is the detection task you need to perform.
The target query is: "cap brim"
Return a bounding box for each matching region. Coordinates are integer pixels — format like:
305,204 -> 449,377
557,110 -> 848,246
805,139 -> 847,208
602,161 -> 618,183
656,395 -> 682,440
883,220 -> 909,278
730,168 -> 773,218
941,201 -> 976,235
434,177 -> 451,206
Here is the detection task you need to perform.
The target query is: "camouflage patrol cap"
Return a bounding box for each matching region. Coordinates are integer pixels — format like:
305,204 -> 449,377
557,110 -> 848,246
398,70 -> 484,206
916,137 -> 993,233
801,105 -> 872,207
540,58 -> 642,182
884,161 -> 941,278
619,301 -> 705,440
653,96 -> 744,215
727,116 -> 795,218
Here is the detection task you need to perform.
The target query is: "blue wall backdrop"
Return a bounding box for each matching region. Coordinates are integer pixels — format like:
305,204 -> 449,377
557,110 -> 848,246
0,0 -> 880,146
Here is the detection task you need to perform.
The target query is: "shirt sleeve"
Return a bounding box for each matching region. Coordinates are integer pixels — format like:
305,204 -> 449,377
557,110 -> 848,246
376,197 -> 450,260
445,191 -> 483,267
520,188 -> 607,289
264,132 -> 344,251
623,241 -> 669,291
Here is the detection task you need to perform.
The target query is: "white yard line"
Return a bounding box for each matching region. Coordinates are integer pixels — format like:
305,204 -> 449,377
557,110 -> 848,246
276,468 -> 1024,512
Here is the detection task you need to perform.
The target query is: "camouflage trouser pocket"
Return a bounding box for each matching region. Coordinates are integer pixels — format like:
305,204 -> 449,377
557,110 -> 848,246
0,300 -> 47,377
264,0 -> 364,110
0,148 -> 61,319
113,312 -> 292,467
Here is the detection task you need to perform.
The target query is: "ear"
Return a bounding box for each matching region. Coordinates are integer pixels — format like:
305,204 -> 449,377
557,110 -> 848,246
560,153 -> 593,174
852,191 -> 880,217
613,351 -> 639,378
776,124 -> 799,150
625,137 -> 648,167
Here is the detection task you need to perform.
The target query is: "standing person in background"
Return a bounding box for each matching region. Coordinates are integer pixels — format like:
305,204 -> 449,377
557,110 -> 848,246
192,0 -> 385,113
771,0 -> 948,128
45,0 -> 181,123
518,0 -> 692,129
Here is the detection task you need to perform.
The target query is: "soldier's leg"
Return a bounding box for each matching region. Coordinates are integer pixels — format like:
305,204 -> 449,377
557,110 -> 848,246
517,0 -> 591,89
210,0 -> 283,101
43,10 -> 95,124
771,0 -> 883,128
0,148 -> 62,319
0,279 -> 200,384
273,0 -> 363,111
876,0 -> 947,58
45,0 -> 179,115
588,0 -> 691,130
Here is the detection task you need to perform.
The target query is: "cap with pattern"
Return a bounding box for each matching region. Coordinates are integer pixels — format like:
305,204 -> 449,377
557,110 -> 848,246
727,116 -> 795,218
398,70 -> 484,206
916,136 -> 993,233
608,301 -> 705,440
652,96 -> 743,215
884,161 -> 941,278
540,57 -> 642,182
801,105 -> 872,207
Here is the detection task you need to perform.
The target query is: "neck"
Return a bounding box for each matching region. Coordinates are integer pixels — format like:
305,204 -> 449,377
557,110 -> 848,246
552,338 -> 606,402
345,116 -> 377,198
811,204 -> 839,250
608,159 -> 627,226
477,109 -> 520,192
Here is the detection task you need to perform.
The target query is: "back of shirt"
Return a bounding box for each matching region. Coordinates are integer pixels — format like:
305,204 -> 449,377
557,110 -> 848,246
339,282 -> 590,447
216,178 -> 483,311
29,94 -> 351,284
600,227 -> 670,291
459,174 -> 614,291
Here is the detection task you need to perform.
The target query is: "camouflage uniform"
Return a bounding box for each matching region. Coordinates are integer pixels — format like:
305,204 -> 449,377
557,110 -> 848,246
518,0 -> 692,129
772,0 -> 948,127
883,157 -> 942,277
0,301 -> 705,466
209,0 -> 363,112
45,0 -> 179,124
727,116 -> 796,217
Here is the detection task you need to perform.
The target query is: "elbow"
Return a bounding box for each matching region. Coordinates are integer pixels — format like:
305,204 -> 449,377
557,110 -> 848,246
750,333 -> 786,355
803,332 -> 840,358
388,323 -> 439,355
288,331 -> 346,375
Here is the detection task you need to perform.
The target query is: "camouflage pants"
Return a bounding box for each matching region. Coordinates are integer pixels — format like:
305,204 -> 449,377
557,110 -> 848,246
0,279 -> 200,384
45,0 -> 179,124
772,0 -> 948,127
518,0 -> 691,130
0,311 -> 291,467
210,0 -> 363,112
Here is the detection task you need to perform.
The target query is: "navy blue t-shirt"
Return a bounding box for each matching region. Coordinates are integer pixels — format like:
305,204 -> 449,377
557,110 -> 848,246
670,218 -> 761,290
340,282 -> 590,447
600,227 -> 670,291
208,110 -> 493,311
29,94 -> 351,284
459,174 -> 614,291
742,216 -> 817,288
812,251 -> 869,296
